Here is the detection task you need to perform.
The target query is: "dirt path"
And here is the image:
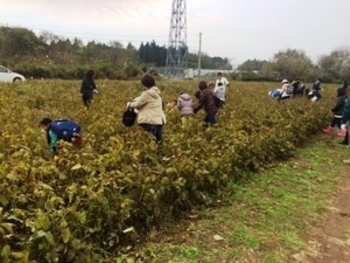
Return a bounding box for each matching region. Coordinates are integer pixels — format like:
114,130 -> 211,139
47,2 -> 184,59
301,170 -> 350,263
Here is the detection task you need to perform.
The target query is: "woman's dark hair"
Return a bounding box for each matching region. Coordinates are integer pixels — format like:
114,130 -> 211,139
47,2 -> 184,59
86,69 -> 95,76
198,81 -> 208,90
141,74 -> 156,88
39,117 -> 52,126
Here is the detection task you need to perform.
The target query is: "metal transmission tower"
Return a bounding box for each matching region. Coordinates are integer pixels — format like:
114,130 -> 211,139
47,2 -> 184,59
165,0 -> 188,77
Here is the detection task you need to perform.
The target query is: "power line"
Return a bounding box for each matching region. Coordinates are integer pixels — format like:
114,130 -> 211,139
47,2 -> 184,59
28,27 -> 199,39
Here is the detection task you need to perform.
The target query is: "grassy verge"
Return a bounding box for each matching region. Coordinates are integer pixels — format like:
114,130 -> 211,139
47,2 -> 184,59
133,135 -> 349,263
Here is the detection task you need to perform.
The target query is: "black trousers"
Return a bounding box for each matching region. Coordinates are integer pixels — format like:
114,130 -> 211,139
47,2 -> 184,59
331,117 -> 342,129
82,93 -> 92,109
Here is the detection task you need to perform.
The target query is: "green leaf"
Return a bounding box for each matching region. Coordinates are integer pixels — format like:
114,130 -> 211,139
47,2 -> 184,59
62,228 -> 71,244
77,212 -> 86,224
35,213 -> 51,230
1,245 -> 11,259
44,232 -> 55,246
0,194 -> 9,206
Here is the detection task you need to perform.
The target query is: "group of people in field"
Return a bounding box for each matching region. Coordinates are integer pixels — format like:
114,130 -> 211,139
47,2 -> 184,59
268,78 -> 322,102
39,71 -> 230,155
39,69 -> 350,156
267,77 -> 350,144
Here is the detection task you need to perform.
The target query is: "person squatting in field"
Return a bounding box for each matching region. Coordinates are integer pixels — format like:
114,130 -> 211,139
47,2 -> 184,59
323,87 -> 347,136
268,79 -> 292,101
177,91 -> 194,128
39,118 -> 82,155
80,69 -> 98,109
127,74 -> 166,144
279,79 -> 292,101
194,81 -> 219,127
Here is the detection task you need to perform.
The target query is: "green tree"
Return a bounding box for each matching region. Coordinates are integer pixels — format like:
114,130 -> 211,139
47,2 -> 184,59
271,49 -> 314,81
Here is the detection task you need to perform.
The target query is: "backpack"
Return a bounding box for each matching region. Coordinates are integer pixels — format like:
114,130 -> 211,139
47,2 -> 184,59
51,120 -> 81,140
122,107 -> 137,127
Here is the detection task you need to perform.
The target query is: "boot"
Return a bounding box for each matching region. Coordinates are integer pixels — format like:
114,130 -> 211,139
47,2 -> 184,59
337,129 -> 346,137
340,130 -> 349,144
323,126 -> 334,134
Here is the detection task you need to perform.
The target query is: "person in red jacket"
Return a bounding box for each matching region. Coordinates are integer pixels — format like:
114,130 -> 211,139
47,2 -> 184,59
194,81 -> 218,127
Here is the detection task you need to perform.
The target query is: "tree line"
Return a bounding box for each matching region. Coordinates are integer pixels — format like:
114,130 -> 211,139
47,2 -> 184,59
0,26 -> 231,79
236,48 -> 350,83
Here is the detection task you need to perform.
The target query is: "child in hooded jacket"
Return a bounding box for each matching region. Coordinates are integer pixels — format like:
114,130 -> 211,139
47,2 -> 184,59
177,91 -> 194,128
323,87 -> 347,136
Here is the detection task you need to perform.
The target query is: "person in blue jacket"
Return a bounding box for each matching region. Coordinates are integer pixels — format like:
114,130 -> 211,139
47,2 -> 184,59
39,118 -> 82,155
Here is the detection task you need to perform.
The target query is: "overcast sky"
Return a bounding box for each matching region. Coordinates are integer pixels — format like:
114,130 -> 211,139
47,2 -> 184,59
1,0 -> 350,67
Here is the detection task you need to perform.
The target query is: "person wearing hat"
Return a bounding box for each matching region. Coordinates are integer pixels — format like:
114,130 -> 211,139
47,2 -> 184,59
279,79 -> 292,101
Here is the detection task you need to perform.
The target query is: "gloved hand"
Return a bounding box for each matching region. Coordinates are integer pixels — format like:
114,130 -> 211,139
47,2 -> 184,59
126,102 -> 132,109
341,124 -> 347,131
93,89 -> 99,94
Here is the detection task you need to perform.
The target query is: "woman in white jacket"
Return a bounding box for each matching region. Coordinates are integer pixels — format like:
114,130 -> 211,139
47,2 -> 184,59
128,74 -> 166,143
280,79 -> 291,101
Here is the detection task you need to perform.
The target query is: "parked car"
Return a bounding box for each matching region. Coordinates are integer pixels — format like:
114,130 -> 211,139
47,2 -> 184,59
0,65 -> 26,83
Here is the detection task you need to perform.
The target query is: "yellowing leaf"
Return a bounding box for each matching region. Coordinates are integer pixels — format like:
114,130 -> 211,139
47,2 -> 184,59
0,194 -> 9,206
122,227 -> 135,233
77,212 -> 86,224
44,232 -> 56,246
61,228 -> 71,244
1,223 -> 14,234
71,164 -> 82,171
1,244 -> 11,258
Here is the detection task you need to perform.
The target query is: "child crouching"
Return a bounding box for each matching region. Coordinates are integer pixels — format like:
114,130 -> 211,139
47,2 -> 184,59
39,118 -> 82,155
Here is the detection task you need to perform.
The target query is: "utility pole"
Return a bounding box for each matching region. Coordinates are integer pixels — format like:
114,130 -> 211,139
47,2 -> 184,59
197,32 -> 202,79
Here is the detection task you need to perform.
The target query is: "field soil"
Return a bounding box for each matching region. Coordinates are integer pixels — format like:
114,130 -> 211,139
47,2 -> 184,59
301,169 -> 350,263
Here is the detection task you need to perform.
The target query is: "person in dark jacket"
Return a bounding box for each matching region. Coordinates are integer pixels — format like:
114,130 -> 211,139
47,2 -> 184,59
292,78 -> 301,97
193,81 -> 218,127
323,88 -> 347,135
80,69 -> 98,109
339,95 -> 350,145
312,78 -> 322,99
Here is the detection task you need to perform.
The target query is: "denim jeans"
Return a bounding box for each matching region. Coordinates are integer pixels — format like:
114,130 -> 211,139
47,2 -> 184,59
140,124 -> 163,143
203,112 -> 217,126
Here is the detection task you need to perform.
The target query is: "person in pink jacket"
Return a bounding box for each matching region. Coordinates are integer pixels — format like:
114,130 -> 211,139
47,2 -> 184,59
177,91 -> 194,128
